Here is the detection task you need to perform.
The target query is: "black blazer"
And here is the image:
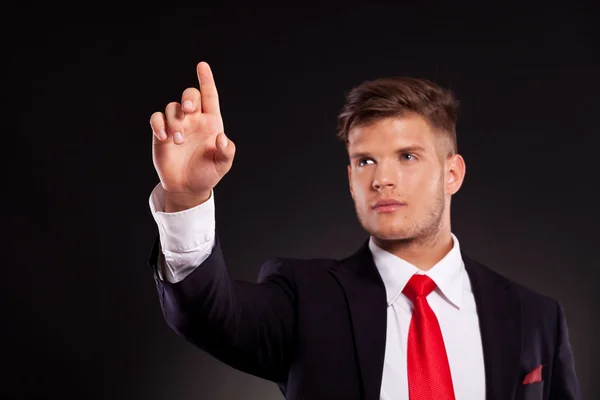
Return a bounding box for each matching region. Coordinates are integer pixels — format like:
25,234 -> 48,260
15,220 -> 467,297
148,234 -> 581,400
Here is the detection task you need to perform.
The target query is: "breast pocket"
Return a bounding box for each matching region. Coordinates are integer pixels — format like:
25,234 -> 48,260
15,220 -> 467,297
516,381 -> 544,400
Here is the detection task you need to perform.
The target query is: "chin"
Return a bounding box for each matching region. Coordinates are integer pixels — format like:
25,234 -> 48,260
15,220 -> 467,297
368,224 -> 413,241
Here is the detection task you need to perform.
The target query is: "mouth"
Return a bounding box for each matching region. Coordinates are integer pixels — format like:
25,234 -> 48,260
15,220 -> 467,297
373,204 -> 405,213
372,200 -> 406,213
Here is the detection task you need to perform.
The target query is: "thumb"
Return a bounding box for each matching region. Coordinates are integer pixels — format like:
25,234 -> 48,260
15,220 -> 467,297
215,132 -> 235,162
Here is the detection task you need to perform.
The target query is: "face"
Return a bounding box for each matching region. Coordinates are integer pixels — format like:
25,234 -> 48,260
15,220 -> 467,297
347,114 -> 464,243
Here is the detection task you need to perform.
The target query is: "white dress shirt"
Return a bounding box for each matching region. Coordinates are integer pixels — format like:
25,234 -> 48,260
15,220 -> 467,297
149,183 -> 486,399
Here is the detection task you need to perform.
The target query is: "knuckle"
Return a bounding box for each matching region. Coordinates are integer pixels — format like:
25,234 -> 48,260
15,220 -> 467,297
166,101 -> 180,111
165,117 -> 182,132
182,87 -> 199,98
150,112 -> 164,126
165,102 -> 184,119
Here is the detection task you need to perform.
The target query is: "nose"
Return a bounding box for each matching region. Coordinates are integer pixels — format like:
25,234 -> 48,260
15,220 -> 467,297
372,162 -> 396,191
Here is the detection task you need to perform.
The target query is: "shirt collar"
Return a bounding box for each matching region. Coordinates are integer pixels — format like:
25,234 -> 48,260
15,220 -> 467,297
368,233 -> 465,309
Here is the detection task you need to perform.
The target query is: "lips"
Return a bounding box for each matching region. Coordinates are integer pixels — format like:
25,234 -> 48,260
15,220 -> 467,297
372,199 -> 405,209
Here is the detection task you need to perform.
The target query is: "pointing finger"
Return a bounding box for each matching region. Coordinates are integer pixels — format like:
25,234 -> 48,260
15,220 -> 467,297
196,61 -> 220,115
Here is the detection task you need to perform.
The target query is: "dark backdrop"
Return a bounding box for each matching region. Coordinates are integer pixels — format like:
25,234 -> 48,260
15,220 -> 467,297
2,2 -> 598,399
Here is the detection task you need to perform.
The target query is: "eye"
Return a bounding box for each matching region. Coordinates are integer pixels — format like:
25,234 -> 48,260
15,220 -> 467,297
400,153 -> 416,161
357,158 -> 374,167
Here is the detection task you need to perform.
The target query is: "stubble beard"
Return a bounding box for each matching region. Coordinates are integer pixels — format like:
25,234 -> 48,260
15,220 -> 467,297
358,175 -> 447,250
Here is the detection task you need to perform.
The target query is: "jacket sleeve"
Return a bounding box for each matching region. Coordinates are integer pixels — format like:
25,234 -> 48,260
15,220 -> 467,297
549,301 -> 581,400
148,233 -> 296,383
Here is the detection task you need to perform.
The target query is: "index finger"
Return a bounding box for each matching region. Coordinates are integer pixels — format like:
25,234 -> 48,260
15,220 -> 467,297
197,61 -> 220,115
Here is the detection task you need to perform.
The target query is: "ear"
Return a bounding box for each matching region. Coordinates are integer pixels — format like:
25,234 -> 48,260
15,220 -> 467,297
446,154 -> 466,195
347,164 -> 355,200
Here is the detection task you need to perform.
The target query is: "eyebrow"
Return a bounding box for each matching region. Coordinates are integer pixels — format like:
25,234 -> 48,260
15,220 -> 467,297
349,145 -> 427,160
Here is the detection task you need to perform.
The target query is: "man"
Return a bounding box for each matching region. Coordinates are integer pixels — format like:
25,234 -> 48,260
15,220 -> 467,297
147,61 -> 580,399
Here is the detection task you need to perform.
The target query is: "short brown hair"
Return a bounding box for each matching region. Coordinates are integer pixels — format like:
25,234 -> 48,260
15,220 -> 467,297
336,77 -> 460,158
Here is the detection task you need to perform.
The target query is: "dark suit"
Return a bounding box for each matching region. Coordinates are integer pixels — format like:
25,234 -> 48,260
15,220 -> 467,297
148,234 -> 581,400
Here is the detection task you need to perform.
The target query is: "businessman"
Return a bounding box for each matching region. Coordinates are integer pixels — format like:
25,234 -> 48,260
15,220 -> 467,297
147,62 -> 580,399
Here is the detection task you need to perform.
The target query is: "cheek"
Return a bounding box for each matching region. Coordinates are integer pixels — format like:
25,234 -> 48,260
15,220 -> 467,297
352,186 -> 373,215
408,171 -> 438,192
350,176 -> 368,200
355,191 -> 369,210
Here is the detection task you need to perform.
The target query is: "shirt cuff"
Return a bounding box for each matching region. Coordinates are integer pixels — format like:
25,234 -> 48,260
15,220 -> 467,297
148,182 -> 216,254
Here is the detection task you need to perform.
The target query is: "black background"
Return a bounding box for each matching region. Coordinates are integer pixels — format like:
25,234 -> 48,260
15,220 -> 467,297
3,2 -> 598,399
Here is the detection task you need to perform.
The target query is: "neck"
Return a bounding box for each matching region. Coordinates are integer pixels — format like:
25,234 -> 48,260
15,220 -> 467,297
372,228 -> 454,271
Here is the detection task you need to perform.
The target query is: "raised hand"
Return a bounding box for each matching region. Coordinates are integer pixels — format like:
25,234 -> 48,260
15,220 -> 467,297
150,62 -> 236,211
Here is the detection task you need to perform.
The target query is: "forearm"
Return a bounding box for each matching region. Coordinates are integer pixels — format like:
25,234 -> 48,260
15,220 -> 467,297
147,183 -> 295,381
154,237 -> 296,382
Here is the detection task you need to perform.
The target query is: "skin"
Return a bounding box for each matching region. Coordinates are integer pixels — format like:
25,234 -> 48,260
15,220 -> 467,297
150,62 -> 236,213
347,114 -> 466,270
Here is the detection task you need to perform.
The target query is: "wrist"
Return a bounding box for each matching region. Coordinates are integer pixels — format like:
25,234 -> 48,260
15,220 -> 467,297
163,189 -> 211,212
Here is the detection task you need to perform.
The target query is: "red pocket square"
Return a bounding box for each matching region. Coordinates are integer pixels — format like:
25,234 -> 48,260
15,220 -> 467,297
522,364 -> 543,384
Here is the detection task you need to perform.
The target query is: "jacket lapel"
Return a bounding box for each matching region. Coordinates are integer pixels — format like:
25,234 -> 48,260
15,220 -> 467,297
463,253 -> 522,400
328,242 -> 523,400
330,239 -> 387,400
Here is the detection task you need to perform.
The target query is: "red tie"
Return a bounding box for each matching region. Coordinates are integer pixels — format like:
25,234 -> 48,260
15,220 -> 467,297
403,274 -> 456,400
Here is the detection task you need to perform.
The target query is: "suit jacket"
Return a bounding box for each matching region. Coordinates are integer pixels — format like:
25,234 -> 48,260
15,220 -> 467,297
148,234 -> 581,400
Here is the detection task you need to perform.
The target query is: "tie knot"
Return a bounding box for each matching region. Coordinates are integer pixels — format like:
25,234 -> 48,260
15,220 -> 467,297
402,274 -> 436,302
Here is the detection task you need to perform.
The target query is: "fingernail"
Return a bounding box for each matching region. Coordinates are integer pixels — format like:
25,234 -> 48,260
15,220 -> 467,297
158,129 -> 167,140
173,132 -> 184,144
220,134 -> 228,147
183,101 -> 193,111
